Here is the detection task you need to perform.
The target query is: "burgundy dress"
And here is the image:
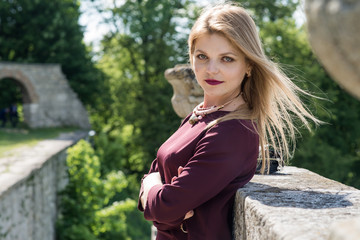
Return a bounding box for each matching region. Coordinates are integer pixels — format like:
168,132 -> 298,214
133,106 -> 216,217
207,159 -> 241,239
138,111 -> 259,240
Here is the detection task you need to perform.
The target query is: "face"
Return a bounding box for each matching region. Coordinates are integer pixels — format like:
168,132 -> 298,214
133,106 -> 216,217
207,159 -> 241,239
192,33 -> 249,106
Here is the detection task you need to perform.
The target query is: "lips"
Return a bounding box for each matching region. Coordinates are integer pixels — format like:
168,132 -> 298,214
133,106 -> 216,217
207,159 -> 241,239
205,79 -> 223,85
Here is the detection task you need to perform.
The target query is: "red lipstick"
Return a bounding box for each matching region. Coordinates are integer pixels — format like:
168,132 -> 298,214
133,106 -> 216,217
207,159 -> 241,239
205,79 -> 223,85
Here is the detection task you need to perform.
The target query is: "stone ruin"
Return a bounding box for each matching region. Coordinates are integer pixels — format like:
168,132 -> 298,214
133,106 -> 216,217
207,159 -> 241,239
305,0 -> 360,100
0,62 -> 90,129
164,64 -> 203,118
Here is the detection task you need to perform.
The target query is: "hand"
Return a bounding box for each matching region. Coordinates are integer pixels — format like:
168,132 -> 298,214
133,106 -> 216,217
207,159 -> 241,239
171,166 -> 184,183
184,209 -> 194,220
143,172 -> 162,187
171,166 -> 194,220
142,172 -> 162,209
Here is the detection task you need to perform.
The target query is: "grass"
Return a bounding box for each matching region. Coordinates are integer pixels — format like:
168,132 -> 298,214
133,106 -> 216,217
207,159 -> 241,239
0,127 -> 79,158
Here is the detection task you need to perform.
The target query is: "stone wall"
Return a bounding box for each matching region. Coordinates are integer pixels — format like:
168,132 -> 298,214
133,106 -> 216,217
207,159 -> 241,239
234,167 -> 360,240
0,131 -> 87,240
0,62 -> 90,129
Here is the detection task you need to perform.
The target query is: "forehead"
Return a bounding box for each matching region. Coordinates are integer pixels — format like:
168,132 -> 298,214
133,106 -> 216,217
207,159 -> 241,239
194,33 -> 239,53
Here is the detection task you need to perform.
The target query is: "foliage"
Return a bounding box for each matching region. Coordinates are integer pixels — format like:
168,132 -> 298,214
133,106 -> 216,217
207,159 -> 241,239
57,140 -> 150,240
82,1 -> 197,237
0,0 -> 104,106
94,0 -> 191,147
57,140 -> 103,240
0,78 -> 22,109
91,0 -> 195,183
238,0 -> 299,24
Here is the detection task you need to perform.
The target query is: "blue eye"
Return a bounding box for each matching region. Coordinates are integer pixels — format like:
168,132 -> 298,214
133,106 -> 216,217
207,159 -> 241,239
223,56 -> 234,62
197,54 -> 207,60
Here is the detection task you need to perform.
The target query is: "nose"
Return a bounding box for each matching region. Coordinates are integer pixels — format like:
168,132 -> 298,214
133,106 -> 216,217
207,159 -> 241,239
206,60 -> 219,74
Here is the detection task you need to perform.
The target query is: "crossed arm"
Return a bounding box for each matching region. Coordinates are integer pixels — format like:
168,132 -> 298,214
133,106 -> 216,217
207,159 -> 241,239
138,122 -> 258,227
140,167 -> 194,220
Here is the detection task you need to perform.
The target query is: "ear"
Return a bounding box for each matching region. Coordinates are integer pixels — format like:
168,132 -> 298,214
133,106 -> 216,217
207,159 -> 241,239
246,64 -> 252,77
245,59 -> 253,77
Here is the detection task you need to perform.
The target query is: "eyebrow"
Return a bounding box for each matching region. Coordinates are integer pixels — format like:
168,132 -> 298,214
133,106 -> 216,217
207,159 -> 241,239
194,49 -> 238,56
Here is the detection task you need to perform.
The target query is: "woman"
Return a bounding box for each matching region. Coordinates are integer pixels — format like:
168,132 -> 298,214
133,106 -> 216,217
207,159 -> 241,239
139,3 -> 320,239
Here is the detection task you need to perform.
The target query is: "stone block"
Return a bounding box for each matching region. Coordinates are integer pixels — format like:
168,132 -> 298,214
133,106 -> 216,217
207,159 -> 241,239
234,167 -> 360,240
328,217 -> 360,240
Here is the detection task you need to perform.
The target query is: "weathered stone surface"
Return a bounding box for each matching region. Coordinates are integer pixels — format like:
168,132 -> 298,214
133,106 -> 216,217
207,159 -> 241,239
0,131 -> 87,240
164,64 -> 203,118
305,0 -> 360,100
328,217 -> 360,240
0,62 -> 91,128
234,167 -> 360,240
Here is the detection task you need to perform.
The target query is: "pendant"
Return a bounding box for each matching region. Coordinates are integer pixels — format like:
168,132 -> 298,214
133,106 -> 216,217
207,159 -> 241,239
188,113 -> 199,125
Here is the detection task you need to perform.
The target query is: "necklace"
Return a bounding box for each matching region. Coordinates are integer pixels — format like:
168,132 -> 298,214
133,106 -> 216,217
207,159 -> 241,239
188,95 -> 239,125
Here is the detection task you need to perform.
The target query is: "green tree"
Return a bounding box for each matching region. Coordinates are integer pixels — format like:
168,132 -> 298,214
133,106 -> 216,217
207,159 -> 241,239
57,140 -> 149,240
92,0 -> 194,177
79,1 -> 196,238
0,0 -> 103,106
238,0 -> 299,24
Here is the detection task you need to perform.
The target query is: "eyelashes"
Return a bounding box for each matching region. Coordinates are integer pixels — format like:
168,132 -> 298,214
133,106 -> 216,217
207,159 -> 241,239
196,54 -> 207,60
222,56 -> 234,62
195,54 -> 234,62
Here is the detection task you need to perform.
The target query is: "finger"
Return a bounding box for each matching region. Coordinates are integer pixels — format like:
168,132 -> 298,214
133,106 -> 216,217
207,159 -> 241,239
171,176 -> 177,183
178,166 -> 184,176
184,210 -> 194,220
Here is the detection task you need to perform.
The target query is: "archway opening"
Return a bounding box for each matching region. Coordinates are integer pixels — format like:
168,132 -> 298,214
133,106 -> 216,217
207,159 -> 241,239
0,78 -> 27,128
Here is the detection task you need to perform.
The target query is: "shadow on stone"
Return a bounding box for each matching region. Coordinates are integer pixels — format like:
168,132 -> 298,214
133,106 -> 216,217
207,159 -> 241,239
243,182 -> 353,209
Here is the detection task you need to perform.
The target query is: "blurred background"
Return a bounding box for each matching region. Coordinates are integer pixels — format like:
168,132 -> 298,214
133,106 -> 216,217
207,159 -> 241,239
0,0 -> 359,239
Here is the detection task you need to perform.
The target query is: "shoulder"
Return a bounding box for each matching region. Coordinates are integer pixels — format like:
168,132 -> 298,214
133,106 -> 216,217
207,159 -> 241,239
206,119 -> 258,140
194,119 -> 259,174
196,119 -> 259,154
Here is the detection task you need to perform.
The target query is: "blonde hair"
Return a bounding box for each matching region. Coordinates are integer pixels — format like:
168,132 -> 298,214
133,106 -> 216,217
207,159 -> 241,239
188,3 -> 321,173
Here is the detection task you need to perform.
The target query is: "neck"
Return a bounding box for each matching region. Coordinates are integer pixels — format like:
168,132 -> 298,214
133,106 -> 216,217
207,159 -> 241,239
203,92 -> 244,111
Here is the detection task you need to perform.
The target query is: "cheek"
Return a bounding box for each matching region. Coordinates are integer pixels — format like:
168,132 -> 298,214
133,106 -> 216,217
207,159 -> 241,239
192,63 -> 201,82
225,68 -> 243,80
227,64 -> 246,79
193,61 -> 204,75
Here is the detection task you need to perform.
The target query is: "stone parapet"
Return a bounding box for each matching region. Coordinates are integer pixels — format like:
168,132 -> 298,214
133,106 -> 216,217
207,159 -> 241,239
234,167 -> 360,240
0,131 -> 87,240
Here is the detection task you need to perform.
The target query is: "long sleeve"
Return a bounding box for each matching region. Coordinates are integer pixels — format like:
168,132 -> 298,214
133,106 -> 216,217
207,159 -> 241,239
138,158 -> 159,212
143,121 -> 258,224
138,116 -> 196,231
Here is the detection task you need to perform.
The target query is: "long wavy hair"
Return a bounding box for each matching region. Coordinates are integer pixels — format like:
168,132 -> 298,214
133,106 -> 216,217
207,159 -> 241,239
188,3 -> 321,173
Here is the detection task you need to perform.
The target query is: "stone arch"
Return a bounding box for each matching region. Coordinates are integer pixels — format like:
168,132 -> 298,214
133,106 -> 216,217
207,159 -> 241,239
0,62 -> 90,129
0,68 -> 39,104
0,68 -> 40,127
